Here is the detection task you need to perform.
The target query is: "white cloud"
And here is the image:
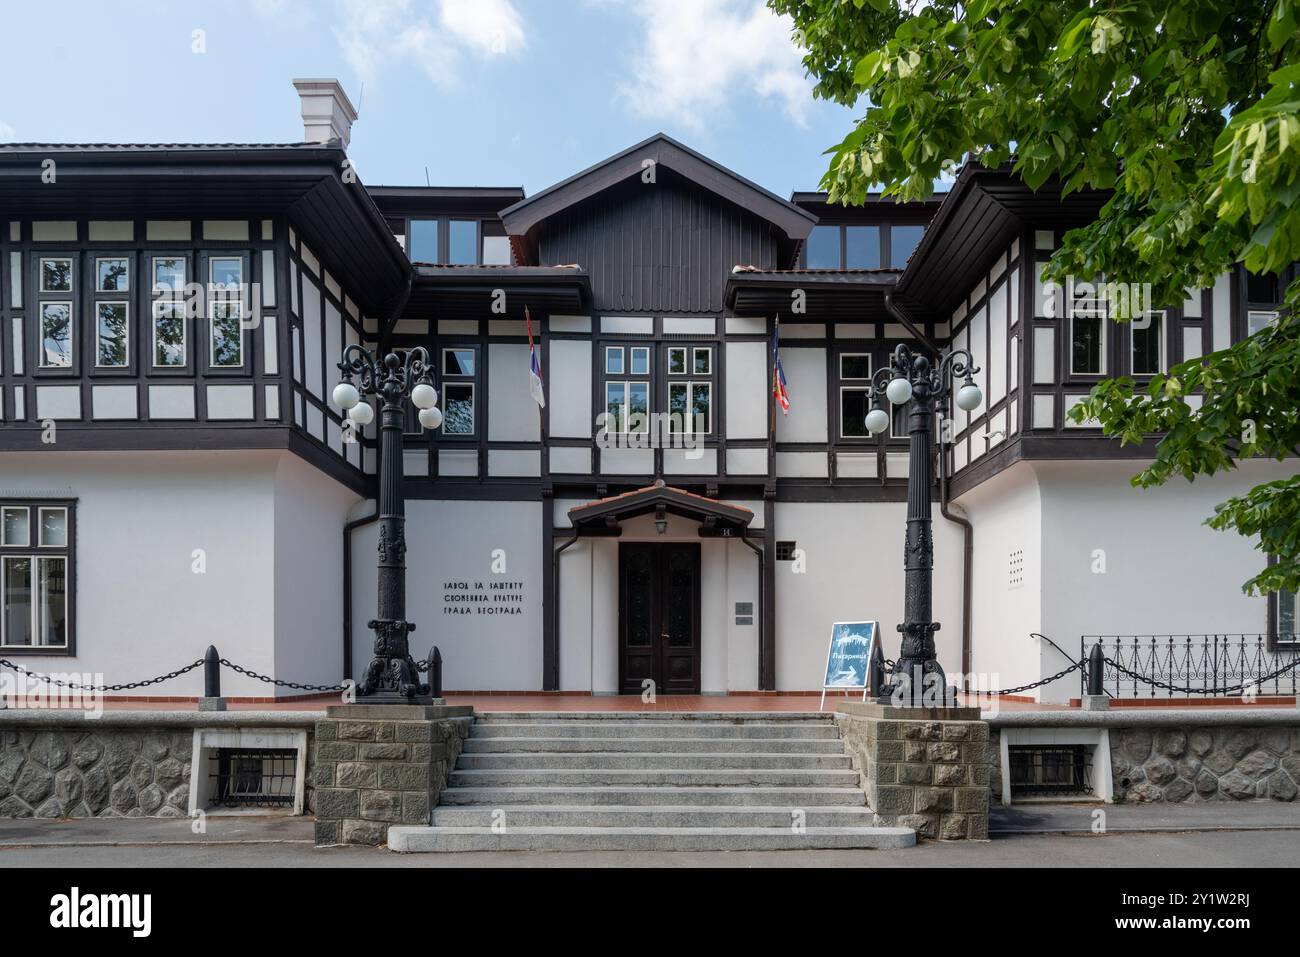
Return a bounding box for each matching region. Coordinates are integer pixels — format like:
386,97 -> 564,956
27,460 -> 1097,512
334,0 -> 525,90
618,0 -> 811,130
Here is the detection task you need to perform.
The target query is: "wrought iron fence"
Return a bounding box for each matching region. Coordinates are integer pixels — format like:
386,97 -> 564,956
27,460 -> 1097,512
1080,634 -> 1300,698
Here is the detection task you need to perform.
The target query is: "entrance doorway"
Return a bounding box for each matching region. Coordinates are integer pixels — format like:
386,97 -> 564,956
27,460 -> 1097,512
618,543 -> 701,695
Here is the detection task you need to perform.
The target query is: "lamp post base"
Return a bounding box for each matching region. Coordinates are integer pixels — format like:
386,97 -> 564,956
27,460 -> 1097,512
877,658 -> 958,709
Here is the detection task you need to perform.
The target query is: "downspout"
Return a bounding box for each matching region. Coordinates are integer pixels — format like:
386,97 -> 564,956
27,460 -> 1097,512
342,505 -> 379,679
342,272 -> 415,681
742,534 -> 764,689
553,529 -> 581,692
886,291 -> 974,680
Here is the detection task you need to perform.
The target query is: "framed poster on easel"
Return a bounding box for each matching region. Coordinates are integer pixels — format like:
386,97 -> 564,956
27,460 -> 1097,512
819,620 -> 879,711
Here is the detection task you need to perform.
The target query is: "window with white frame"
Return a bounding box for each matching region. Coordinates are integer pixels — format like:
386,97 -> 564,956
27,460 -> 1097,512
440,347 -> 476,435
40,258 -> 72,293
602,344 -> 653,434
96,257 -> 129,293
209,258 -> 245,368
39,302 -> 73,368
837,352 -> 873,439
1,503 -> 72,650
1130,310 -> 1165,375
1248,310 -> 1278,336
95,302 -> 130,367
667,345 -> 712,435
152,256 -> 189,367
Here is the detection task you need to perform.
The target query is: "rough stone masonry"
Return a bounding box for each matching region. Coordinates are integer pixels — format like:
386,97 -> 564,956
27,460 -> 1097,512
835,702 -> 990,840
313,705 -> 473,846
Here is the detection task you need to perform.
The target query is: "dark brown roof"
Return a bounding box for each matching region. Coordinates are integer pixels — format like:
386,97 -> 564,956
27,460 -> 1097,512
568,484 -> 754,531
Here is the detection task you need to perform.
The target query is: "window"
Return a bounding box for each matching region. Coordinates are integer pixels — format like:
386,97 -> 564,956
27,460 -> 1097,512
409,219 -> 439,263
209,302 -> 244,367
152,257 -> 189,368
840,353 -> 871,380
96,257 -> 129,292
39,302 -> 73,368
845,226 -> 881,269
775,541 -> 798,562
605,346 -> 624,375
631,347 -> 650,375
209,258 -> 243,291
440,347 -> 476,436
0,503 -> 72,651
40,258 -> 72,293
448,220 -> 477,265
1070,313 -> 1106,375
95,302 -> 130,367
1246,271 -> 1279,304
805,226 -> 840,269
443,348 -> 475,377
607,381 -> 650,434
890,225 -> 925,269
152,257 -> 187,294
837,352 -> 874,439
1277,588 -> 1297,642
153,301 -> 187,367
1248,310 -> 1278,336
666,344 -> 712,435
1131,311 -> 1164,375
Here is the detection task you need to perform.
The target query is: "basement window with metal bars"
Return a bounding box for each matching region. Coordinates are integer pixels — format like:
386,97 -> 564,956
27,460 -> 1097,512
776,541 -> 798,562
209,749 -> 298,808
1008,745 -> 1093,798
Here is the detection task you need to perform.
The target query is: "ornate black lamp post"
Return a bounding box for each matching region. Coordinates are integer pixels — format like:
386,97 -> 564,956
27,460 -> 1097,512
333,346 -> 443,704
865,343 -> 982,707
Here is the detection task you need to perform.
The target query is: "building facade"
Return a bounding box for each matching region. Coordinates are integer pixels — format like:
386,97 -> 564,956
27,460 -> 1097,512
0,81 -> 1294,702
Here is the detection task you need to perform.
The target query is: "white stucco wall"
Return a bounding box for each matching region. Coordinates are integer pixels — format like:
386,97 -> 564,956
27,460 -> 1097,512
957,457 -> 1294,702
272,454 -> 362,689
773,501 -> 966,692
0,450 -> 357,697
351,498 -> 544,691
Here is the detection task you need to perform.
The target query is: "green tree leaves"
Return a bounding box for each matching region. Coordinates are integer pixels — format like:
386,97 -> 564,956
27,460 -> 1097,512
771,0 -> 1300,594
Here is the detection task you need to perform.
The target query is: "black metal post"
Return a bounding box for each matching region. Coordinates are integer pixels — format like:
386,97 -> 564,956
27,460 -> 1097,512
1087,642 -> 1106,697
428,646 -> 442,699
203,645 -> 221,698
871,344 -> 978,708
339,347 -> 437,705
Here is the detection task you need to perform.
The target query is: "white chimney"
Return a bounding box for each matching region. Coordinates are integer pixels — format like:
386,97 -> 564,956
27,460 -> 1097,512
292,78 -> 359,148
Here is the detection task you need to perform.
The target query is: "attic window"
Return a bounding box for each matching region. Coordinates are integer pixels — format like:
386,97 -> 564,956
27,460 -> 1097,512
776,541 -> 797,562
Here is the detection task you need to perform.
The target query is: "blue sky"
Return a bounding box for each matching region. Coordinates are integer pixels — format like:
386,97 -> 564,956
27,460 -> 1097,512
0,0 -> 863,198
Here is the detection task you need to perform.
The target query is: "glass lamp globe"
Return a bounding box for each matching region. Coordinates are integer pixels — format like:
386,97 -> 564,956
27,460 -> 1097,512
864,407 -> 891,435
411,382 -> 438,410
332,381 -> 360,410
956,382 -> 984,412
418,406 -> 443,430
348,401 -> 374,426
886,376 -> 913,405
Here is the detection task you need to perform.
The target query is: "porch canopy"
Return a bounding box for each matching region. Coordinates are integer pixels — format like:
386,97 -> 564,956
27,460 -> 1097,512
566,483 -> 754,536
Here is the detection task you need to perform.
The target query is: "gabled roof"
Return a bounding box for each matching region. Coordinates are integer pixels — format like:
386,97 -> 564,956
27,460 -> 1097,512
500,133 -> 817,246
568,483 -> 754,533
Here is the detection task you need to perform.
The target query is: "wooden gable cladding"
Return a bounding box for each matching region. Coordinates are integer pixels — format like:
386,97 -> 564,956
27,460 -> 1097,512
536,170 -> 782,314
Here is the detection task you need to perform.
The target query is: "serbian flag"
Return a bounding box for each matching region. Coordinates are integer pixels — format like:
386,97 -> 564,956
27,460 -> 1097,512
526,307 -> 546,409
772,317 -> 790,415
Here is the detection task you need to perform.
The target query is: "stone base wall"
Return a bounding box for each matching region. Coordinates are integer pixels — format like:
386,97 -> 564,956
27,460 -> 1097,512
1110,726 -> 1300,803
313,707 -> 473,847
836,704 -> 990,841
0,728 -> 193,818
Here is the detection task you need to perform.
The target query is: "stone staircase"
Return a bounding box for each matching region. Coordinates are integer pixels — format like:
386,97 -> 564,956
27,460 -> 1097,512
387,712 -> 915,852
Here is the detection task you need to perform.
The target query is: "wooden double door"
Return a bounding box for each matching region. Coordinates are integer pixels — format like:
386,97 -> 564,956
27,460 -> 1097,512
618,543 -> 701,695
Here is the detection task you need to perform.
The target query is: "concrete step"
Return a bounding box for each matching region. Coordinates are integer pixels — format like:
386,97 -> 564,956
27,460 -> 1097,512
389,825 -> 915,852
457,751 -> 852,771
438,785 -> 869,807
473,721 -> 840,740
448,768 -> 862,788
431,804 -> 875,828
473,711 -> 830,722
462,736 -> 846,754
